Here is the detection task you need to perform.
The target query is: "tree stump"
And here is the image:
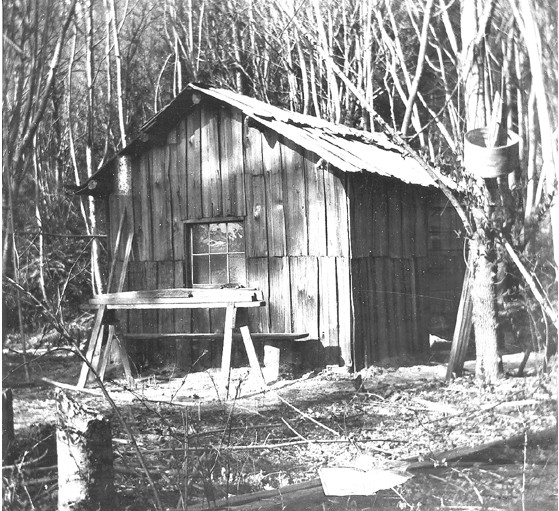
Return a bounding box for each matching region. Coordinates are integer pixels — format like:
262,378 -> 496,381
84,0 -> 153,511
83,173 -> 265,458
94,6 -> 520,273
56,390 -> 115,510
2,388 -> 14,464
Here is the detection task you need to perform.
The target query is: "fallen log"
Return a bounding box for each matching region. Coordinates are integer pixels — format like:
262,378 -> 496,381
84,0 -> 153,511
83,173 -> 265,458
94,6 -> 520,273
184,426 -> 557,510
185,479 -> 325,511
404,426 -> 557,469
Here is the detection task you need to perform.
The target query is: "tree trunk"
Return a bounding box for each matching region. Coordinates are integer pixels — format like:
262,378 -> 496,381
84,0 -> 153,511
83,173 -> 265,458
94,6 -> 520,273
2,389 -> 15,464
56,391 -> 115,511
83,0 -> 104,295
461,0 -> 501,383
470,236 -> 501,382
107,0 -> 127,146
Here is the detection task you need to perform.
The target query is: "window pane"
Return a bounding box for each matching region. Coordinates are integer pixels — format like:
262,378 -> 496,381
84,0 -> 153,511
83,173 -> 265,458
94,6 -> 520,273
209,223 -> 227,253
210,254 -> 228,284
192,255 -> 209,284
228,223 -> 245,252
228,254 -> 246,284
192,224 -> 209,254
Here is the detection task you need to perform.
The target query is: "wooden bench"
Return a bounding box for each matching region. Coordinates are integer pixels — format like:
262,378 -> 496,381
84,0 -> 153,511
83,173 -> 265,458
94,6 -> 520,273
123,332 -> 310,381
80,287 -> 307,394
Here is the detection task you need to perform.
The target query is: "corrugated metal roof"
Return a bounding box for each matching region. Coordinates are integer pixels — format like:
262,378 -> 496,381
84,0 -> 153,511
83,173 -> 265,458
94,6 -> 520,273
78,83 -> 445,192
188,84 -> 438,188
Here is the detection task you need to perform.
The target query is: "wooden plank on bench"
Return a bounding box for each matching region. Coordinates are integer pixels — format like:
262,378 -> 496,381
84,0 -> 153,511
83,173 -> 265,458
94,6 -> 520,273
122,333 -> 310,341
93,301 -> 266,310
90,288 -> 265,307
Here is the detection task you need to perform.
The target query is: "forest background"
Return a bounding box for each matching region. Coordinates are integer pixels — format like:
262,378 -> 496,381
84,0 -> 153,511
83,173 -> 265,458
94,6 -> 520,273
2,0 -> 557,371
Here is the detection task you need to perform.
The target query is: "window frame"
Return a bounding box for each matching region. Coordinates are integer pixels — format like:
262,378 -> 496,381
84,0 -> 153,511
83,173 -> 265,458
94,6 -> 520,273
184,217 -> 247,287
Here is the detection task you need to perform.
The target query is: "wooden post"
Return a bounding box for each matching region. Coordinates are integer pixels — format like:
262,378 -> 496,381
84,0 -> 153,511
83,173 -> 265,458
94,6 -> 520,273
2,388 -> 14,464
446,252 -> 474,379
239,325 -> 267,386
56,391 -> 114,510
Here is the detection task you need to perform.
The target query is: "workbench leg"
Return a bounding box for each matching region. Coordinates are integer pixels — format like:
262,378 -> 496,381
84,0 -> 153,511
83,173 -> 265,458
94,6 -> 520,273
221,305 -> 237,399
115,334 -> 135,384
77,308 -> 106,388
98,326 -> 115,381
98,328 -> 135,384
240,326 -> 267,387
89,325 -> 106,383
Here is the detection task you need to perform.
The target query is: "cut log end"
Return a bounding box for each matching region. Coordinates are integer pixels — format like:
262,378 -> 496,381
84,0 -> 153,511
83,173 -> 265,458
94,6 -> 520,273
56,390 -> 115,511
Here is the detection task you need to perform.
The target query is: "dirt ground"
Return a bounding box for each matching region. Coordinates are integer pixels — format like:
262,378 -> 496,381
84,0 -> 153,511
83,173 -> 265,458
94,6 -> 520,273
2,345 -> 557,510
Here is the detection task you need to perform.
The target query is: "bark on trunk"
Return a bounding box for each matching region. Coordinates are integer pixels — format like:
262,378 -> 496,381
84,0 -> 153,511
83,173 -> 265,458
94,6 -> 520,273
2,388 -> 15,464
470,236 -> 501,383
56,390 -> 115,510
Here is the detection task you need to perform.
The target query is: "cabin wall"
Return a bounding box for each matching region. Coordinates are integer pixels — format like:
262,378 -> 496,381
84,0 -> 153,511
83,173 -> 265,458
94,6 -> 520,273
243,128 -> 352,367
107,100 -> 353,370
348,173 -> 430,369
425,190 -> 467,338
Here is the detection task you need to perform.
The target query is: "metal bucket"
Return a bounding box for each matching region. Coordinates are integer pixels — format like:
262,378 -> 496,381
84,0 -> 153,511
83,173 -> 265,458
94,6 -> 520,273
464,128 -> 520,179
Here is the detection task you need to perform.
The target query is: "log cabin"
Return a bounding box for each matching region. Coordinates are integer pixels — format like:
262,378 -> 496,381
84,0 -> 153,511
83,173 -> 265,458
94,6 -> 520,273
76,83 -> 465,374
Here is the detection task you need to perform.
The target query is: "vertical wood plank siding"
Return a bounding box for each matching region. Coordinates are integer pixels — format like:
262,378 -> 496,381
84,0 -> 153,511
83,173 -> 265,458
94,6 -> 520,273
290,257 -> 319,337
305,151 -> 327,257
262,131 -> 286,257
336,257 -> 352,367
201,104 -> 222,217
150,145 -> 173,261
219,107 -> 245,216
243,124 -> 268,257
186,107 -> 202,219
282,140 -> 308,256
268,257 -> 291,333
138,152 -> 153,260
170,122 -> 186,260
246,258 -> 270,333
107,99 -> 431,370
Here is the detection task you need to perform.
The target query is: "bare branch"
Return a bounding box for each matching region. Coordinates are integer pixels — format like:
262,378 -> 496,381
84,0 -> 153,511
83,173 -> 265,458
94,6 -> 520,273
401,0 -> 435,136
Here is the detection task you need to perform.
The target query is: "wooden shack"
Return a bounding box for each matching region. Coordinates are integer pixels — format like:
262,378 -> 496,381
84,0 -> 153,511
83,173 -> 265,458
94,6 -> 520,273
77,83 -> 462,372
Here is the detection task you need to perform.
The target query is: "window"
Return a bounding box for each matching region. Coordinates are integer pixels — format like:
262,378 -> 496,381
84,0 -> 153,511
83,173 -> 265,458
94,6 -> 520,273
189,222 -> 246,285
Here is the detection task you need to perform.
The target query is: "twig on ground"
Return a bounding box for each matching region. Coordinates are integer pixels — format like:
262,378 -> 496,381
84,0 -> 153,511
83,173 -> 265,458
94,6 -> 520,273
18,475 -> 58,486
454,468 -> 484,505
124,437 -> 401,453
391,486 -> 413,509
273,392 -> 339,437
2,464 -> 56,474
41,377 -> 102,396
2,450 -> 48,471
281,418 -> 308,442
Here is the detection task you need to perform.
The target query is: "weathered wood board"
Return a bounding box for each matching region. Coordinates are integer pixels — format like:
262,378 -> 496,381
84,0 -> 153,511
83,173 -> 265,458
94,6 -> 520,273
263,130 -> 286,257
282,140 -> 308,256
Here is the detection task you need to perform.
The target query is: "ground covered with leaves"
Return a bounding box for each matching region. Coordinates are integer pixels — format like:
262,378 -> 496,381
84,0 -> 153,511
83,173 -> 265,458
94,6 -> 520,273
2,345 -> 557,510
